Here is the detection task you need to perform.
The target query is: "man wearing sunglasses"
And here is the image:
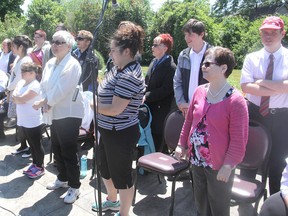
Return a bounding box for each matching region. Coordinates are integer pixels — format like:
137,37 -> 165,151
241,16 -> 288,196
173,18 -> 212,118
72,30 -> 98,92
72,30 -> 98,151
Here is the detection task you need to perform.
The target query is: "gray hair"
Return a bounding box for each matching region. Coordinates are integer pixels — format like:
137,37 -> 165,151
53,30 -> 75,49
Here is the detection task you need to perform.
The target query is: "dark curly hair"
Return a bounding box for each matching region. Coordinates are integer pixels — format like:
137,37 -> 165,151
110,23 -> 145,57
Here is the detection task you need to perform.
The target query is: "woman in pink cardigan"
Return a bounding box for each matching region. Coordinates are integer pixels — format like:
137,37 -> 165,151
175,46 -> 249,216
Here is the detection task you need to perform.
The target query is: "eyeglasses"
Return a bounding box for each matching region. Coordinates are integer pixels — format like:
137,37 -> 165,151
152,44 -> 163,48
21,69 -> 33,73
51,40 -> 66,46
76,37 -> 85,41
202,62 -> 220,68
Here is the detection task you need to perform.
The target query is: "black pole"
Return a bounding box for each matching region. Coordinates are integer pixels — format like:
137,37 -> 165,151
72,0 -> 110,215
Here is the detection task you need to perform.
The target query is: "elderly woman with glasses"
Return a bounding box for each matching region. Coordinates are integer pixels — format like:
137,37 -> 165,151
144,33 -> 176,152
33,30 -> 84,204
175,46 -> 249,216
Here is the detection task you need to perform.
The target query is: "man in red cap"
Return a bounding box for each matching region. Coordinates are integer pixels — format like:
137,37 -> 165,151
241,16 -> 288,195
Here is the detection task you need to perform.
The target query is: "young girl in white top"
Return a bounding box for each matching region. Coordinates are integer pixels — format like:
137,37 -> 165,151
12,62 -> 44,178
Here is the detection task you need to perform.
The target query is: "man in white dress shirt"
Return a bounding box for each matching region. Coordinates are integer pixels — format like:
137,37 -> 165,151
241,16 -> 288,195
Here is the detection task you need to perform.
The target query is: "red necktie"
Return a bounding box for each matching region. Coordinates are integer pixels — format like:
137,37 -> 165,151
259,54 -> 274,116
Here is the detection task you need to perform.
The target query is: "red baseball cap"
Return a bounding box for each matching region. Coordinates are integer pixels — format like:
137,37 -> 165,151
259,16 -> 284,30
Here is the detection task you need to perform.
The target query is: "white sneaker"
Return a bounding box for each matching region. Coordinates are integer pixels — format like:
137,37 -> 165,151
64,187 -> 80,204
46,179 -> 68,190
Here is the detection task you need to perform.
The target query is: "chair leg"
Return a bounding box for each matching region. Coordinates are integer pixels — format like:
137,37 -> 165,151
169,177 -> 177,216
157,174 -> 162,184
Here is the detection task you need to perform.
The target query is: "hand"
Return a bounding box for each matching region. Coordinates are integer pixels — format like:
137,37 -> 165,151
33,98 -> 47,110
142,95 -> 146,104
284,195 -> 288,208
33,100 -> 42,110
90,99 -> 97,110
255,79 -> 263,84
178,103 -> 189,118
174,145 -> 188,161
217,165 -> 233,183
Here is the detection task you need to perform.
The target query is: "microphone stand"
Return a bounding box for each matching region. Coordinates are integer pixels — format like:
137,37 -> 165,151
72,0 -> 109,215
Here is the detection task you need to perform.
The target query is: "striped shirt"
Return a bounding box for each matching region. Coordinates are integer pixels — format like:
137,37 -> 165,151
98,61 -> 145,130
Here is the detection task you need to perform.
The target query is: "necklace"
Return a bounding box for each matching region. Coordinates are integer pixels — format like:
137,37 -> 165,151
208,82 -> 228,98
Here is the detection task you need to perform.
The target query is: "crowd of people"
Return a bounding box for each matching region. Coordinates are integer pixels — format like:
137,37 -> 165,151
0,15 -> 288,216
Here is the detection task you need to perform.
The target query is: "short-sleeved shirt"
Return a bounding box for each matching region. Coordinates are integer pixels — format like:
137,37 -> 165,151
241,46 -> 288,108
97,61 -> 145,131
14,79 -> 42,128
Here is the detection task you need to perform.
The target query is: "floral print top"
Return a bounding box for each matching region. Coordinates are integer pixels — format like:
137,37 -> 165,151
190,87 -> 235,168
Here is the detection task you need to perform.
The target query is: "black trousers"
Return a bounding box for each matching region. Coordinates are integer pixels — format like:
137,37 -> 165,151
51,117 -> 81,189
21,125 -> 44,167
248,102 -> 288,195
99,124 -> 140,189
17,126 -> 28,149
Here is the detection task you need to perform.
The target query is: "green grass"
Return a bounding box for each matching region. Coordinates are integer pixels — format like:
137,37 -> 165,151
142,66 -> 241,91
228,69 -> 241,91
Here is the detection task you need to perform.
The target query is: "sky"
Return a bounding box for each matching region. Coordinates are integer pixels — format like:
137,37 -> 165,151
21,0 -> 216,13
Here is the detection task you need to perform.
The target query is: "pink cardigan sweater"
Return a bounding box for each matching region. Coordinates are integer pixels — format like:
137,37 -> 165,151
179,85 -> 249,170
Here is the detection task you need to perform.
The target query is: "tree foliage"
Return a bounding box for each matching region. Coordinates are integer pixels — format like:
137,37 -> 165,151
212,0 -> 283,18
0,12 -> 26,42
1,0 -> 288,69
63,0 -> 153,63
24,0 -> 66,40
149,0 -> 221,64
0,0 -> 24,22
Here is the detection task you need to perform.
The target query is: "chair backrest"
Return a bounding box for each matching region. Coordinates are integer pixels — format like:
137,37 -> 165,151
163,109 -> 185,150
238,120 -> 272,177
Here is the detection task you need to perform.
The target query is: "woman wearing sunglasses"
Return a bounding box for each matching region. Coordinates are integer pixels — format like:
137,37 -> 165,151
33,30 -> 84,204
175,46 -> 249,216
144,33 -> 176,152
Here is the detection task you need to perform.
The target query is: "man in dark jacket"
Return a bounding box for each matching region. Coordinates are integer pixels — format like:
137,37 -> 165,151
72,30 -> 98,92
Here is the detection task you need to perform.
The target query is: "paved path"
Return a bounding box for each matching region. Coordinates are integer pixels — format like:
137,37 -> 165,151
0,128 -> 259,216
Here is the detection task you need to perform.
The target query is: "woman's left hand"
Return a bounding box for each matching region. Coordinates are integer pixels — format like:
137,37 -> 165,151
217,164 -> 233,183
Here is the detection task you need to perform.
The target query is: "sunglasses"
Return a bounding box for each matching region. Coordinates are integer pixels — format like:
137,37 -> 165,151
152,44 -> 163,48
21,69 -> 34,73
51,40 -> 66,46
202,62 -> 220,68
76,37 -> 86,41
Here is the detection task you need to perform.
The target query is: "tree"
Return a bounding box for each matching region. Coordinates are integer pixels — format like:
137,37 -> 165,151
0,0 -> 24,22
149,0 -> 221,64
212,0 -> 283,18
63,0 -> 153,63
24,0 -> 66,40
0,12 -> 26,42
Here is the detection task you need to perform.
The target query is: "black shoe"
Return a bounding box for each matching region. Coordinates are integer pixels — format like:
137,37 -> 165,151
81,141 -> 94,150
